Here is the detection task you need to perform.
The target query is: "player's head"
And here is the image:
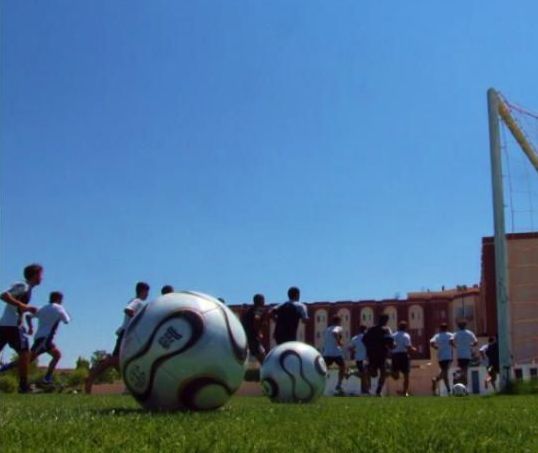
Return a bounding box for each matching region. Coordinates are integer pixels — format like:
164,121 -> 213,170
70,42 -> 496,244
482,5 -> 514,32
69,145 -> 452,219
161,285 -> 174,295
457,320 -> 467,330
440,322 -> 448,332
24,263 -> 43,286
135,282 -> 150,300
287,286 -> 300,301
217,297 -> 226,305
331,315 -> 341,326
398,320 -> 407,331
49,291 -> 63,304
378,314 -> 389,326
253,293 -> 265,307
358,324 -> 367,333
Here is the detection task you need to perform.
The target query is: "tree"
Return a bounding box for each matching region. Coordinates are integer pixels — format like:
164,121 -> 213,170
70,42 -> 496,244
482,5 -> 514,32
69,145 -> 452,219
76,356 -> 90,370
90,350 -> 120,384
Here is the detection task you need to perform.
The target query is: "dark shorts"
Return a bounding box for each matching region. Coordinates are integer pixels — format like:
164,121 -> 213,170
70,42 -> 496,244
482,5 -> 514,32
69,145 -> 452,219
247,337 -> 265,357
488,364 -> 500,375
439,360 -> 452,371
274,334 -> 296,345
391,352 -> 410,374
458,358 -> 471,369
31,336 -> 56,354
355,360 -> 366,373
368,355 -> 388,375
112,331 -> 125,357
0,326 -> 29,353
324,356 -> 345,367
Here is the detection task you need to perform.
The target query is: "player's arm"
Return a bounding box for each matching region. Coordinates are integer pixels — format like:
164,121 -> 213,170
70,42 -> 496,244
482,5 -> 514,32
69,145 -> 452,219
298,304 -> 309,322
471,333 -> 478,347
334,330 -> 343,347
62,308 -> 71,324
0,291 -> 36,314
25,314 -> 34,336
429,337 -> 438,350
406,337 -> 416,353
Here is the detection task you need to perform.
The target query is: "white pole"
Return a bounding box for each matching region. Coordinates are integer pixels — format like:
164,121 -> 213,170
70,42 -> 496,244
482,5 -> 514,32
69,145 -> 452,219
487,88 -> 512,390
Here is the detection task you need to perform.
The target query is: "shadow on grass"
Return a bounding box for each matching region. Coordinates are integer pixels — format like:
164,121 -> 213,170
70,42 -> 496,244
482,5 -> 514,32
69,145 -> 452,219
90,406 -> 231,416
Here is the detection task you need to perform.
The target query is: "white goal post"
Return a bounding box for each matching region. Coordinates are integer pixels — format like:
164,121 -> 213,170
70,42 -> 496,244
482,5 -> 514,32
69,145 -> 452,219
487,88 -> 538,391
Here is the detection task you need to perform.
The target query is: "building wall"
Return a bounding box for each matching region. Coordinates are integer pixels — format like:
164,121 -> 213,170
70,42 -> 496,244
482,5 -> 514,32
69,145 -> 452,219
481,233 -> 538,364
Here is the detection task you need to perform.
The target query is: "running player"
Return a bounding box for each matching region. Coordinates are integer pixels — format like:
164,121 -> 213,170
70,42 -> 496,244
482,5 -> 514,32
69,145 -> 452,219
452,320 -> 478,388
1,291 -> 71,384
391,321 -> 415,396
349,325 -> 369,394
85,282 -> 150,394
362,314 -> 394,396
0,264 -> 42,393
241,293 -> 267,364
323,315 -> 346,395
430,322 -> 454,395
271,287 -> 308,345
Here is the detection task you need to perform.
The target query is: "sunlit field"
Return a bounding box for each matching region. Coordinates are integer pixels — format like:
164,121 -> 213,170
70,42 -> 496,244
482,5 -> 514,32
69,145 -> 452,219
1,394 -> 537,452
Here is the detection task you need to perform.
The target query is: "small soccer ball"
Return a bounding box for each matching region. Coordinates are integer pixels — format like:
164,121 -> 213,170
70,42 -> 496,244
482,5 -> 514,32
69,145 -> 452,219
120,291 -> 247,411
452,383 -> 468,396
260,341 -> 327,403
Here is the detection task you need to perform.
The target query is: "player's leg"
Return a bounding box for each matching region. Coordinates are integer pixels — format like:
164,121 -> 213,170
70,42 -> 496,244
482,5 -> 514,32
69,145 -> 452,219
12,328 -> 31,392
402,355 -> 411,396
336,357 -> 346,392
441,362 -> 451,394
85,333 -> 122,394
458,360 -> 469,386
356,361 -> 369,394
43,347 -> 61,383
85,354 -> 118,394
489,367 -> 498,391
374,357 -> 387,396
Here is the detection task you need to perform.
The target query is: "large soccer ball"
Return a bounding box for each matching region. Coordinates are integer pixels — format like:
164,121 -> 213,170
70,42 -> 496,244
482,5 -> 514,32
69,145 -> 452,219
119,291 -> 247,411
452,383 -> 468,397
260,341 -> 327,403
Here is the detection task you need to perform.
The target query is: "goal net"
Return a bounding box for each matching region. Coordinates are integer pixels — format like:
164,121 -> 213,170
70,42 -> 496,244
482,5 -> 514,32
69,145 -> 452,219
488,89 -> 538,388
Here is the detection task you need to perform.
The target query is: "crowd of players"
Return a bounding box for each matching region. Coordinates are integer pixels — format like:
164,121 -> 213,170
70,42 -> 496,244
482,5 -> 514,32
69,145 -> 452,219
241,287 -> 500,396
0,264 -> 499,395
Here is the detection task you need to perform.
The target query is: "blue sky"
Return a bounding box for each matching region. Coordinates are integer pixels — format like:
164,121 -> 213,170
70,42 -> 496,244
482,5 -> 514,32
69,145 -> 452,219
2,1 -> 538,366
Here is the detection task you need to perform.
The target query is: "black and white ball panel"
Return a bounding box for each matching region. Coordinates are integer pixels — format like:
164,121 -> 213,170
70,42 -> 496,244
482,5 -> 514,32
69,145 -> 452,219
119,291 -> 247,411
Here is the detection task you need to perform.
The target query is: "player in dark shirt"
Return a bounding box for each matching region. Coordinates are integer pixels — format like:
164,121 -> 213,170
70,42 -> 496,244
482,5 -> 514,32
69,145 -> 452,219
241,294 -> 267,364
362,314 -> 394,396
271,287 -> 308,345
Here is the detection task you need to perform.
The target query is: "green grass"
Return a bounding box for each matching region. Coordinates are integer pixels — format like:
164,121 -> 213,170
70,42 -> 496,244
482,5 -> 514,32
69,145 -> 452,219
1,394 -> 537,452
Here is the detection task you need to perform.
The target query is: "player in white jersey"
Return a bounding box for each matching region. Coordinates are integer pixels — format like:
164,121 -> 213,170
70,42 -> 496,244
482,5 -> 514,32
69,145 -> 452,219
348,325 -> 369,394
85,282 -> 150,394
323,315 -> 347,395
391,321 -> 416,397
0,264 -> 42,393
1,291 -> 70,385
429,323 -> 454,395
451,320 -> 478,387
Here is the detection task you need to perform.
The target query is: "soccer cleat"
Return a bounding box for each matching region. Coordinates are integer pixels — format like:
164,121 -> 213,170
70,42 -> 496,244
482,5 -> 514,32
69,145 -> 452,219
41,376 -> 53,385
18,384 -> 37,394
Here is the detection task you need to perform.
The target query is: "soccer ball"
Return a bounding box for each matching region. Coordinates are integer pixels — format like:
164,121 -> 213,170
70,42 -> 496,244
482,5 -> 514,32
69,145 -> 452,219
119,291 -> 247,411
260,341 -> 327,403
452,383 -> 468,396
